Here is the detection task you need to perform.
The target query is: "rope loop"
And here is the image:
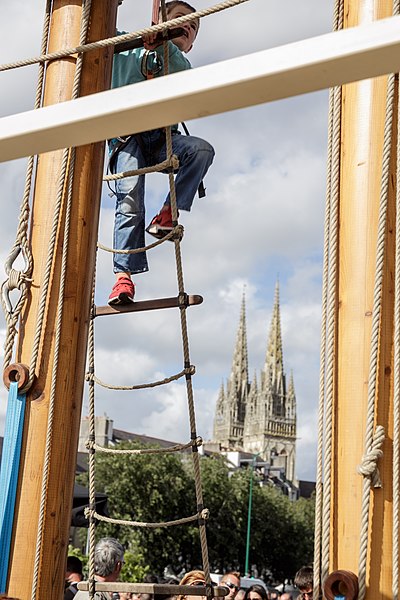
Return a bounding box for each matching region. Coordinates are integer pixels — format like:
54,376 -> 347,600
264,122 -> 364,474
1,277 -> 28,315
97,224 -> 184,254
85,365 -> 194,390
2,243 -> 33,314
104,155 -> 180,182
357,425 -> 385,488
4,244 -> 32,277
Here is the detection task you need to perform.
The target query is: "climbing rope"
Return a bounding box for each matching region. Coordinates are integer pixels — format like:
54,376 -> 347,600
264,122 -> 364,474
87,365 -> 195,390
356,62 -> 397,600
0,0 -> 249,72
313,0 -> 343,596
86,507 -> 210,529
92,436 -> 202,455
394,48 -> 400,599
97,224 -> 183,255
84,2 -> 212,596
103,155 -> 179,181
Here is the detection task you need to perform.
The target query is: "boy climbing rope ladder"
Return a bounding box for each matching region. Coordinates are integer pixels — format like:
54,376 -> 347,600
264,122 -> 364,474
108,1 -> 215,306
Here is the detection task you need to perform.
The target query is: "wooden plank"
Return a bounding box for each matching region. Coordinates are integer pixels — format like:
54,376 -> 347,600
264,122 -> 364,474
6,1 -> 118,599
1,16 -> 400,161
94,294 -> 203,317
78,582 -> 228,596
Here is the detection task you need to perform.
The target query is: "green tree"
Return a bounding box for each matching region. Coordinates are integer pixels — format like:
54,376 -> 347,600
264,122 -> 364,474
78,443 -> 315,582
79,441 -> 197,578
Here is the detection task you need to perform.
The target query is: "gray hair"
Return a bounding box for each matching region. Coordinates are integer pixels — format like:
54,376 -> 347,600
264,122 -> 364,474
94,537 -> 124,577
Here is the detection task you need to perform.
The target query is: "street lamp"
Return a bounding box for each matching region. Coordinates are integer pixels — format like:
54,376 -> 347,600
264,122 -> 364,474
244,452 -> 267,576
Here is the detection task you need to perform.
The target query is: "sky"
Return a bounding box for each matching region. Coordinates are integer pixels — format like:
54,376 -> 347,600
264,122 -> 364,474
0,0 -> 334,481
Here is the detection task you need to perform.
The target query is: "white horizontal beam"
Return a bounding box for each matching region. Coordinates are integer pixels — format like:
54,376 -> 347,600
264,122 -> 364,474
1,16 -> 400,162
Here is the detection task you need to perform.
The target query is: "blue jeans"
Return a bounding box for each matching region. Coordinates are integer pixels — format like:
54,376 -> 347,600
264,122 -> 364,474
110,129 -> 215,274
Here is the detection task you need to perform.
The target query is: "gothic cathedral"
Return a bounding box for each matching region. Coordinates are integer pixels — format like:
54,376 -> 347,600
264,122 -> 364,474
212,283 -> 297,482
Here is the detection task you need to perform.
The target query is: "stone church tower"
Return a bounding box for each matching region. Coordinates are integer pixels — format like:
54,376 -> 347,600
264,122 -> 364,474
213,283 -> 297,482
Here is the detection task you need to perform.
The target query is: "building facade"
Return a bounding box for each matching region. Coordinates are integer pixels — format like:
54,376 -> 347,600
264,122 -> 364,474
213,284 -> 297,482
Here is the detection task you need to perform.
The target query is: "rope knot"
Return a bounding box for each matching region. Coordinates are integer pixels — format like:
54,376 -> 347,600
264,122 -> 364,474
357,425 -> 385,488
170,154 -> 180,170
195,436 -> 203,447
200,508 -> 209,520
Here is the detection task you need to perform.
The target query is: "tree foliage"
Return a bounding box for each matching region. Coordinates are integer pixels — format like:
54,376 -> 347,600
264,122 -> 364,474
78,443 -> 314,582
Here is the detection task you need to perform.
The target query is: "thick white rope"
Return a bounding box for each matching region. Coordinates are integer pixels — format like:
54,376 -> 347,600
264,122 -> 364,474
356,67 -> 396,600
0,0 -> 249,72
97,224 -> 183,254
394,58 -> 400,600
315,2 -> 344,594
91,437 -> 202,455
86,507 -> 209,528
87,365 -> 195,390
392,10 -> 400,600
103,155 -> 179,181
313,64 -> 342,600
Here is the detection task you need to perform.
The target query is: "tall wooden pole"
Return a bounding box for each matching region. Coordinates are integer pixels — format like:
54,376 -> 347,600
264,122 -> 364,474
331,0 -> 396,597
6,1 -> 118,598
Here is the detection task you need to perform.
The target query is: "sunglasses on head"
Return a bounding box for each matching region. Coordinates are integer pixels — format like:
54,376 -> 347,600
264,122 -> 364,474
190,582 -> 217,587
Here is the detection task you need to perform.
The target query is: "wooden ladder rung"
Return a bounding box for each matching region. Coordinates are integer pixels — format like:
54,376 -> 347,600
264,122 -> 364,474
94,294 -> 203,317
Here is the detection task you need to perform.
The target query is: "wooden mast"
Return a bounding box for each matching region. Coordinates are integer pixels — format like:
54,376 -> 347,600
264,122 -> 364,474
331,0 -> 396,597
6,1 -> 118,598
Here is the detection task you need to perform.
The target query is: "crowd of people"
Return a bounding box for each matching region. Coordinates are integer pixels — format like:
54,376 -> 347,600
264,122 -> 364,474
64,538 -> 317,600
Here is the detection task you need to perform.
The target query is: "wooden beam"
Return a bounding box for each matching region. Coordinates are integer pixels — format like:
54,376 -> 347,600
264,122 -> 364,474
94,294 -> 203,317
6,1 -> 118,598
331,1 -> 396,598
1,16 -> 400,162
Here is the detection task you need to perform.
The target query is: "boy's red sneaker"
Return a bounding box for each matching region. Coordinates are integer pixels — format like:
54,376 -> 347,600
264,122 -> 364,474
146,204 -> 178,239
108,277 -> 135,306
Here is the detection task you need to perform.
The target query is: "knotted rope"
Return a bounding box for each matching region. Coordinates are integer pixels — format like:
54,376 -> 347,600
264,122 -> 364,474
357,425 -> 385,488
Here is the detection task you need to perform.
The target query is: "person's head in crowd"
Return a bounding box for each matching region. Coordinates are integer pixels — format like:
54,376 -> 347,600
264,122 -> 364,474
65,555 -> 83,582
178,570 -> 206,600
280,593 -> 294,600
94,537 -> 125,581
243,585 -> 268,600
294,566 -> 313,600
220,572 -> 241,600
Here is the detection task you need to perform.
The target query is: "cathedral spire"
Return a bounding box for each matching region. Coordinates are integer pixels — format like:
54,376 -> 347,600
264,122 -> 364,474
230,288 -> 249,387
264,280 -> 284,378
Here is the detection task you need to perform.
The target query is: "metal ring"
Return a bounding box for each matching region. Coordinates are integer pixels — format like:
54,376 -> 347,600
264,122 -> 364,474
323,570 -> 359,600
3,363 -> 30,390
